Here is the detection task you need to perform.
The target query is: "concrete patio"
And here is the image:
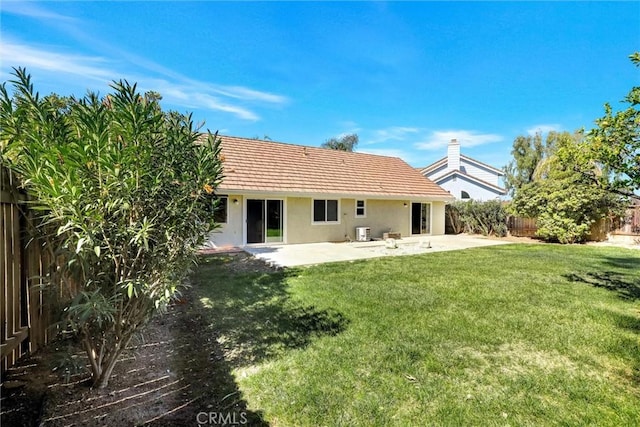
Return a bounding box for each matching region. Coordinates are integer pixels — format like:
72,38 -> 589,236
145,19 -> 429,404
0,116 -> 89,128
243,234 -> 512,267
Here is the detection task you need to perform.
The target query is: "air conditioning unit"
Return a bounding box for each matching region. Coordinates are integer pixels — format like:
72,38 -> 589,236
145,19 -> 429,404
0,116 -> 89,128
355,226 -> 371,242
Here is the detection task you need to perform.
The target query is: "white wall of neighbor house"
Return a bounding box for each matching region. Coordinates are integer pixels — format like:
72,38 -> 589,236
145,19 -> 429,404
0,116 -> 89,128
206,194 -> 449,247
460,159 -> 502,187
438,175 -> 503,201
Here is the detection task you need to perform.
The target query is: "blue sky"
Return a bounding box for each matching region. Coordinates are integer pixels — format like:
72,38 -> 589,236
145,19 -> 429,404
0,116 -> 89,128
1,1 -> 638,169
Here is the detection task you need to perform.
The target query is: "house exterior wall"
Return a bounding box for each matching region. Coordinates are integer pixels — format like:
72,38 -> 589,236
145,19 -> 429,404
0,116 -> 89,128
437,175 -> 503,201
460,159 -> 501,187
431,201 -> 446,235
205,194 -> 245,247
205,194 -> 448,247
423,164 -> 448,181
341,198 -> 412,242
287,197 -> 415,244
287,197 -> 346,243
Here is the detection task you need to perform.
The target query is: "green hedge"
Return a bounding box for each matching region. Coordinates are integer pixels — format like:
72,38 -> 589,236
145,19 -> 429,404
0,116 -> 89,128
446,200 -> 508,237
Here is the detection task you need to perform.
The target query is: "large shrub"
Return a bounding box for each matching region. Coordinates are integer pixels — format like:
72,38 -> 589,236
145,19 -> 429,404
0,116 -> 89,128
509,134 -> 626,244
509,174 -> 624,244
0,69 -> 223,388
446,200 -> 508,237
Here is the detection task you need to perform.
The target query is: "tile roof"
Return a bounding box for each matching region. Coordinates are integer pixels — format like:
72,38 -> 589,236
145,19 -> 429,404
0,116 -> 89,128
215,135 -> 453,199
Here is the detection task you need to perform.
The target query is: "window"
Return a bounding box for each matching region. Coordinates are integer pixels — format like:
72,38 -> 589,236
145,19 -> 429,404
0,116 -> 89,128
313,199 -> 339,223
213,196 -> 228,223
461,191 -> 471,199
355,200 -> 366,218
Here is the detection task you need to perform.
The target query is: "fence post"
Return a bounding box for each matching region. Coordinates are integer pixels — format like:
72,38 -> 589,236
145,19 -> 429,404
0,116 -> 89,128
1,166 -> 54,374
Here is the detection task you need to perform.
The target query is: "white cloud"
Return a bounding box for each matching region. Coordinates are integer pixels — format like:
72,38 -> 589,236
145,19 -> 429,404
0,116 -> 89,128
0,41 -> 116,82
208,85 -> 287,104
190,93 -> 259,121
333,121 -> 362,138
338,120 -> 360,130
1,38 -> 288,122
526,124 -> 562,136
1,2 -> 78,23
2,2 -> 288,121
414,130 -> 503,151
365,126 -> 420,145
358,147 -> 412,159
142,79 -> 267,121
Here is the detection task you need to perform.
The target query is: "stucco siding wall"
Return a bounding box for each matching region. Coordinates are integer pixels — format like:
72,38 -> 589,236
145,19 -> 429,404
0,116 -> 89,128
287,197 -> 415,243
342,198 -> 412,240
207,194 -> 448,246
431,201 -> 446,235
205,194 -> 244,247
286,197 -> 347,243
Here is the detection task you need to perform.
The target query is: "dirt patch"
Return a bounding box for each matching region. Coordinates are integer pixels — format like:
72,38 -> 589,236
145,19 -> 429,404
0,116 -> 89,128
1,251 -> 274,426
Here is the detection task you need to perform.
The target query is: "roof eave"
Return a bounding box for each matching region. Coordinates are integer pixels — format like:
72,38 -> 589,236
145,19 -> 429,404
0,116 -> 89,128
216,187 -> 455,201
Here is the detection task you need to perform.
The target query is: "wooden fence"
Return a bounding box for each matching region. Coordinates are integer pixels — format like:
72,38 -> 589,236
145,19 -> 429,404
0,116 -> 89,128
610,204 -> 640,236
1,166 -> 55,375
507,206 -> 640,240
507,216 -> 538,237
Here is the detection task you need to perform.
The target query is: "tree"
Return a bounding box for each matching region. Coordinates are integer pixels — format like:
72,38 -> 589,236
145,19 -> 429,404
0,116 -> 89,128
503,132 -> 555,195
0,68 -> 223,388
509,132 -> 625,243
321,133 -> 358,151
581,52 -> 640,194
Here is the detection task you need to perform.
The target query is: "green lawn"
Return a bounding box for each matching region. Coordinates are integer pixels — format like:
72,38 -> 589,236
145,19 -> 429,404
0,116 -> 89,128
192,244 -> 640,426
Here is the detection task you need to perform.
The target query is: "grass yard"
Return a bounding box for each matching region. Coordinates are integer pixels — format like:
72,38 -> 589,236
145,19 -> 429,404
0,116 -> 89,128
192,244 -> 640,426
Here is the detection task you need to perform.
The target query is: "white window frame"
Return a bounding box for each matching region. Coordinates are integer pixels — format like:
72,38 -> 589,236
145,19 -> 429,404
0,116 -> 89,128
312,199 -> 341,225
355,199 -> 366,218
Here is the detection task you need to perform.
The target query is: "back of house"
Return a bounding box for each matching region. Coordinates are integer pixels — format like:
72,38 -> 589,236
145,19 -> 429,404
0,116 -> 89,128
206,135 -> 454,248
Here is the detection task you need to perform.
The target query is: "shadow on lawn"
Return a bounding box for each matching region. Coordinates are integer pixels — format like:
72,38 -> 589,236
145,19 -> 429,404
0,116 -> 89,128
565,271 -> 640,301
164,287 -> 271,427
163,253 -> 349,426
193,254 -> 349,368
565,254 -> 640,386
608,311 -> 640,387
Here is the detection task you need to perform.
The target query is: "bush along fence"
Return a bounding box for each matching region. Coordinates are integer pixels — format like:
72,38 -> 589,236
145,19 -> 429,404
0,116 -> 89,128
445,200 -> 508,237
506,209 -> 639,240
1,166 -> 59,375
446,198 -> 639,241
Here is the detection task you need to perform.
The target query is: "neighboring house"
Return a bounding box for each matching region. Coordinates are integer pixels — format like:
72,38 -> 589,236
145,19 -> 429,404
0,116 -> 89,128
420,139 -> 506,200
206,135 -> 454,247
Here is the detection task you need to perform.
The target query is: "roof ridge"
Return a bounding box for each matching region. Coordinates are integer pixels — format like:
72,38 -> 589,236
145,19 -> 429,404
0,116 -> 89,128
217,134 -> 406,161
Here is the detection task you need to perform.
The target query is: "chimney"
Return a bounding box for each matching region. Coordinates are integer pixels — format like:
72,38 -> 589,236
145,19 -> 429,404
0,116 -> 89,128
447,138 -> 460,171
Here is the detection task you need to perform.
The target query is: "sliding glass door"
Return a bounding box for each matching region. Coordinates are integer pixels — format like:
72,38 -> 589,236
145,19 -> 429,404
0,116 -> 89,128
246,199 -> 283,244
411,202 -> 431,235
